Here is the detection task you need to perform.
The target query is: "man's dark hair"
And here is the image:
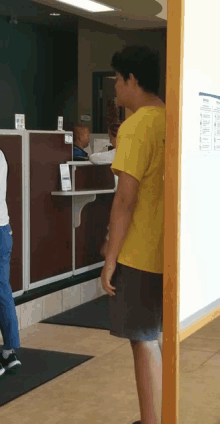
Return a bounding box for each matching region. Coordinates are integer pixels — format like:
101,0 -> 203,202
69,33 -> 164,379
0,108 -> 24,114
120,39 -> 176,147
111,45 -> 160,95
108,122 -> 123,138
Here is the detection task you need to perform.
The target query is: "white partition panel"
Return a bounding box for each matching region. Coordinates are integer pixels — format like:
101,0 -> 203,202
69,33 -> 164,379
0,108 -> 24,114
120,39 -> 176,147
180,0 -> 220,326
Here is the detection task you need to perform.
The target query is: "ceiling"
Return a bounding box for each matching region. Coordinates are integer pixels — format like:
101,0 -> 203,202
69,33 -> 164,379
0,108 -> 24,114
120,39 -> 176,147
0,0 -> 78,30
0,0 -> 167,31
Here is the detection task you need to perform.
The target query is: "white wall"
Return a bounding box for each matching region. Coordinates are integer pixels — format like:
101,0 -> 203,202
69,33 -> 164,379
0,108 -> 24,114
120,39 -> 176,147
179,0 -> 220,325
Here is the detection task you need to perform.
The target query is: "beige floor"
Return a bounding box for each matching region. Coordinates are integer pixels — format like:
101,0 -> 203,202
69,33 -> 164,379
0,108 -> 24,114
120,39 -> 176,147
0,316 -> 220,424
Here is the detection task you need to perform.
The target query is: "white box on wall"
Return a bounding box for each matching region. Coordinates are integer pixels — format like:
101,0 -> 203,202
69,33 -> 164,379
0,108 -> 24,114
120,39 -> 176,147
89,134 -> 109,154
93,138 -> 111,154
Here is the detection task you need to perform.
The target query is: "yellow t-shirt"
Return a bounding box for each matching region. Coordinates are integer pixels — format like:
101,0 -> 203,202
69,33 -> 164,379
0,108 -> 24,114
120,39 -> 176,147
111,106 -> 165,274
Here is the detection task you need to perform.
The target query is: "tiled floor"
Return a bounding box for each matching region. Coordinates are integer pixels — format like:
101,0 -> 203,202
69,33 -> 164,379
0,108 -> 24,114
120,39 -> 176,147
0,316 -> 220,424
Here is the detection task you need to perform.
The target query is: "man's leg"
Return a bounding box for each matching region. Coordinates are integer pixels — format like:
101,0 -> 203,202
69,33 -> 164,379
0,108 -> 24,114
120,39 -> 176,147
158,331 -> 163,357
130,338 -> 162,424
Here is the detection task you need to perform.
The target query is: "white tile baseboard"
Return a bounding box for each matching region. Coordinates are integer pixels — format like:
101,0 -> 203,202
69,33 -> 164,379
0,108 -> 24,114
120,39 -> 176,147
18,277 -> 105,330
0,278 -> 106,342
21,298 -> 43,330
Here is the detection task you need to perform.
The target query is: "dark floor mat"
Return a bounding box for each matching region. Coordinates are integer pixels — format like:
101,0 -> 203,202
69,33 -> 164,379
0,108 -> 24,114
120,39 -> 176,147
41,294 -> 110,330
0,345 -> 93,407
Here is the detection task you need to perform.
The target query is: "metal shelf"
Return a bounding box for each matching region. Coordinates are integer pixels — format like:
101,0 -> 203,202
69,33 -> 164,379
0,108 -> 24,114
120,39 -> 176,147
67,161 -> 93,166
51,189 -> 116,196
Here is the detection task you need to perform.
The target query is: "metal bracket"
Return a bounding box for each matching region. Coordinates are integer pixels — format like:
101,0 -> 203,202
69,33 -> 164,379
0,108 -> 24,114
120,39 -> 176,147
74,194 -> 96,228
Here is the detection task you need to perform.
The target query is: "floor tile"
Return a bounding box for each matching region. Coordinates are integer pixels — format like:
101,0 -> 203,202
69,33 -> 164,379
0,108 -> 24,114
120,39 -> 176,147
21,327 -> 75,346
64,333 -> 126,357
180,335 -> 220,352
16,323 -> 40,343
0,306 -> 219,424
210,408 -> 220,419
56,387 -> 139,424
202,316 -> 220,330
20,339 -> 72,352
204,353 -> 220,367
42,323 -> 104,339
0,343 -> 139,424
0,405 -> 68,424
179,405 -> 220,424
19,323 -> 101,348
192,326 -> 220,340
179,349 -> 215,372
180,365 -> 220,411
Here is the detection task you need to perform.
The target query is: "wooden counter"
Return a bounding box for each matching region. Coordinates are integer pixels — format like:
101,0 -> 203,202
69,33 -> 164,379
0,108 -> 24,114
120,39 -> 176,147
0,130 -> 116,292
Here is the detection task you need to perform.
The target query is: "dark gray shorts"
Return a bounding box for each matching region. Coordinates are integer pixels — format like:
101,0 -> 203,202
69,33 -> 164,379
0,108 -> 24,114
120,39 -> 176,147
109,262 -> 163,342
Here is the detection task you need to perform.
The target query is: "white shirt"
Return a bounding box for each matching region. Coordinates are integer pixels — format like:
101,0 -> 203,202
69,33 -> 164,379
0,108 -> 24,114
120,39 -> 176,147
0,150 -> 9,226
89,149 -> 118,189
83,145 -> 92,156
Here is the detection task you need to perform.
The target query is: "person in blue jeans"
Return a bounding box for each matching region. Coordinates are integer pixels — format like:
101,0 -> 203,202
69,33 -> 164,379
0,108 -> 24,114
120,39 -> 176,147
0,150 -> 21,376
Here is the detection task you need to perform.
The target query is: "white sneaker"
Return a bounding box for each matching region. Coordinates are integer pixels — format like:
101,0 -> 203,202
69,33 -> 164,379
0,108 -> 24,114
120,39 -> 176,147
0,362 -> 5,376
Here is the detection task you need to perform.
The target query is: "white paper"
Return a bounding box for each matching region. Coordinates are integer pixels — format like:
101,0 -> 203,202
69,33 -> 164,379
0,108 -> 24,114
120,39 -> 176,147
60,164 -> 71,191
93,138 -> 111,154
15,114 -> 25,129
213,101 -> 220,151
199,93 -> 220,155
65,134 -> 73,144
58,116 -> 63,131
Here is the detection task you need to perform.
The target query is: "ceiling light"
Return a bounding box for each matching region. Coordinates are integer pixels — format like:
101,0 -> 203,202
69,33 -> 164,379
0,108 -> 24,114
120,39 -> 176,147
55,0 -> 117,13
50,13 -> 61,16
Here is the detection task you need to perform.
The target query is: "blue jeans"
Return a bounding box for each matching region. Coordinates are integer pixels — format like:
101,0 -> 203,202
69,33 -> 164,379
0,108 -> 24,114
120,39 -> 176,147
0,224 -> 20,349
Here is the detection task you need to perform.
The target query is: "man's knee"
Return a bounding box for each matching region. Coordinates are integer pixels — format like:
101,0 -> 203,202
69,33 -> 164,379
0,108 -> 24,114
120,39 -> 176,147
130,339 -> 139,349
130,338 -> 158,350
140,339 -> 161,355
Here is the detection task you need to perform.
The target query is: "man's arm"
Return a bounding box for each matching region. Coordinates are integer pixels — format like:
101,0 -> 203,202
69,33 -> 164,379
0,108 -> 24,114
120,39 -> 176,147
106,171 -> 139,262
101,170 -> 140,295
106,172 -> 139,260
101,170 -> 139,295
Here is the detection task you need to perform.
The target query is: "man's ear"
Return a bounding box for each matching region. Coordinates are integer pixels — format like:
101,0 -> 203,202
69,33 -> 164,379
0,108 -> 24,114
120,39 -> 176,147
129,73 -> 138,88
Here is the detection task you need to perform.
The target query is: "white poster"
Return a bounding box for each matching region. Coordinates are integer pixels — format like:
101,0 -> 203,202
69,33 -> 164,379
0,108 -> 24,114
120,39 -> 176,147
15,114 -> 25,130
60,164 -> 71,191
199,92 -> 220,155
93,139 -> 111,154
58,116 -> 63,131
65,134 -> 73,144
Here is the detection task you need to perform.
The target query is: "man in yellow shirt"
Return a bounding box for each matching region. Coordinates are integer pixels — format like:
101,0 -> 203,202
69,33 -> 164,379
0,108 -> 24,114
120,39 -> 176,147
101,46 -> 165,424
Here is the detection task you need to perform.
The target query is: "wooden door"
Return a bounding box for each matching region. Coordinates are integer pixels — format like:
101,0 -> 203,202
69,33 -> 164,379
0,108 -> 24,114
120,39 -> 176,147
162,0 -> 184,423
